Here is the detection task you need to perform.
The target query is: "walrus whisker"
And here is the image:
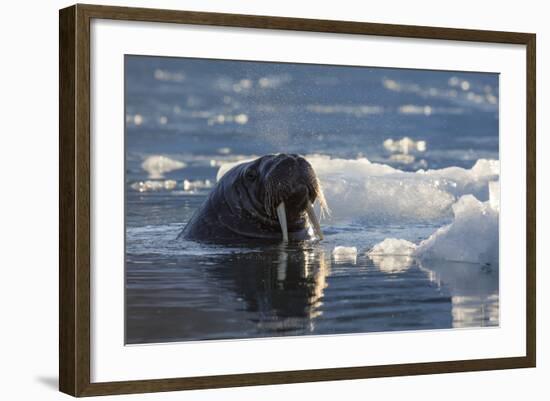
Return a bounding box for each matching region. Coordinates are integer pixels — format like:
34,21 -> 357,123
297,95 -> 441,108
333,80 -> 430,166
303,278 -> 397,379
276,202 -> 289,242
312,175 -> 331,219
264,179 -> 279,218
306,203 -> 324,240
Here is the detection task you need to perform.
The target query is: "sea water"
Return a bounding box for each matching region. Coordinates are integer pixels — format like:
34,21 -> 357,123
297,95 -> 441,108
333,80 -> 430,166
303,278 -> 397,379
124,56 -> 499,344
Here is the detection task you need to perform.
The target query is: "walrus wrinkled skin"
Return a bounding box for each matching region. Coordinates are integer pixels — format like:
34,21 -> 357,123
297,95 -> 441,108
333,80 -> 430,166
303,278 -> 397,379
179,154 -> 327,243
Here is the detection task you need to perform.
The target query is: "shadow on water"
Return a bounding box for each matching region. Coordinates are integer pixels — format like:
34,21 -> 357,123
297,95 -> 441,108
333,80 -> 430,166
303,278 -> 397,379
126,241 -> 499,344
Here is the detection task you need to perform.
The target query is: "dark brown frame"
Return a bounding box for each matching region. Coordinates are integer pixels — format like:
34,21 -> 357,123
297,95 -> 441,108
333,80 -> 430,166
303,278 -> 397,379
59,3 -> 536,397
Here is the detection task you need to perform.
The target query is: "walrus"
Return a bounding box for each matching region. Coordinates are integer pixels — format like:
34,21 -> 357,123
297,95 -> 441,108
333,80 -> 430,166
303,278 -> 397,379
179,153 -> 329,242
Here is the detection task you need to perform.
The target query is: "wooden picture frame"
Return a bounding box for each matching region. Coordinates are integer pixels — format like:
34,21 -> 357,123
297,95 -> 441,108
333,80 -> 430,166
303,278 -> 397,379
59,3 -> 536,397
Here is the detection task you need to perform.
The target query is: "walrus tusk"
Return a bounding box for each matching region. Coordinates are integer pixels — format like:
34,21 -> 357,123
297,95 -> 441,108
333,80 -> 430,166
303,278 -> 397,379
306,203 -> 324,240
276,202 -> 289,242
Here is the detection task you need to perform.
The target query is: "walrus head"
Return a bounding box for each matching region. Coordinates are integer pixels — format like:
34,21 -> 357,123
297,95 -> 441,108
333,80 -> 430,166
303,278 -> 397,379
181,153 -> 329,242
239,154 -> 329,241
181,153 -> 329,243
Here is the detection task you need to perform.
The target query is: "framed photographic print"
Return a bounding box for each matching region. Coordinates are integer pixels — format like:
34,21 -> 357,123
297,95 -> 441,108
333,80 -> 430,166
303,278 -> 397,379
59,4 -> 536,397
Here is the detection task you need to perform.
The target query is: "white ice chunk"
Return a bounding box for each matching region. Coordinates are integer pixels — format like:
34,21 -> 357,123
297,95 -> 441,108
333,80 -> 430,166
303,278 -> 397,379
142,155 -> 186,179
332,246 -> 357,264
368,238 -> 416,256
470,159 -> 500,177
130,179 -> 178,192
489,181 -> 500,212
183,179 -> 213,192
369,180 -> 500,265
130,178 -> 213,193
307,155 -> 455,222
367,238 -> 416,273
383,137 -> 427,154
415,193 -> 499,265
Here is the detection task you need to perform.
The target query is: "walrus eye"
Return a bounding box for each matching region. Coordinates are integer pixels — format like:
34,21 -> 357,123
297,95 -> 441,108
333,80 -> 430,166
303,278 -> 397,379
245,168 -> 258,181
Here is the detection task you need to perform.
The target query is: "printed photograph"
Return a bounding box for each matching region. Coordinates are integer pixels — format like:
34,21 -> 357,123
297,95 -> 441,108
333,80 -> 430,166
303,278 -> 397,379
124,55 -> 499,344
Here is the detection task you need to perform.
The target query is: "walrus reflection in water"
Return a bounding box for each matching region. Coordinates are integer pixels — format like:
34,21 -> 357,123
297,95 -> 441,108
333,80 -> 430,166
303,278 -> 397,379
206,247 -> 331,333
179,154 -> 329,242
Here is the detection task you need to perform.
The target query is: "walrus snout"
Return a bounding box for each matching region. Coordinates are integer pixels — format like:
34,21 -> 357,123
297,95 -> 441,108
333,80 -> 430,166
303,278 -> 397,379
264,155 -> 316,212
280,184 -> 310,218
263,154 -> 327,241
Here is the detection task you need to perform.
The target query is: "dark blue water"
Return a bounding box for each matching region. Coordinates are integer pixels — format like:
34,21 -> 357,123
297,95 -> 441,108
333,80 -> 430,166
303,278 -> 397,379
124,55 -> 499,344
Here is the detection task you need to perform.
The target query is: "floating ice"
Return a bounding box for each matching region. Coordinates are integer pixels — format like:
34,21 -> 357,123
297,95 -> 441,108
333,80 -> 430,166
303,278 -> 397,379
371,254 -> 413,273
130,179 -> 213,193
332,246 -> 357,264
383,137 -> 426,154
368,238 -> 416,256
307,155 -> 454,222
183,179 -> 213,192
489,180 -> 500,212
367,238 -> 416,273
415,158 -> 499,200
415,193 -> 499,265
131,180 -> 178,192
369,186 -> 499,265
142,155 -> 186,179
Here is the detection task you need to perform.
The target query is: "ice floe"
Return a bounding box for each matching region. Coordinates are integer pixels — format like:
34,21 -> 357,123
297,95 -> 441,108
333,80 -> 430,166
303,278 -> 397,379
130,178 -> 214,193
131,180 -> 178,192
369,183 -> 499,265
367,238 -> 417,273
415,193 -> 499,265
383,137 -> 426,154
368,238 -> 416,256
308,155 -> 498,223
332,246 -> 358,264
183,179 -> 213,192
141,155 -> 186,179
